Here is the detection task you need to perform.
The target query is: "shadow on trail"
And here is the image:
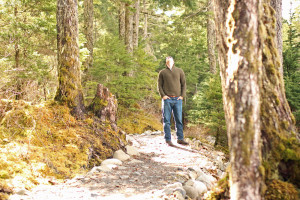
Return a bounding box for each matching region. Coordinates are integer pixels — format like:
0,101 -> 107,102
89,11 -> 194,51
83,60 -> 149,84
169,144 -> 200,154
83,151 -> 192,197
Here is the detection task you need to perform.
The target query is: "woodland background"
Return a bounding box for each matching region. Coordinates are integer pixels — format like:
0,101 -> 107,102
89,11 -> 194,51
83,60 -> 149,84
0,0 -> 299,141
0,0 -> 299,199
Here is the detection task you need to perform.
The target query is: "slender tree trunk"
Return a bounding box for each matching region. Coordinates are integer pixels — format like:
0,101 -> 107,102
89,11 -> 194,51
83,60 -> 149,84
270,0 -> 283,77
132,0 -> 140,48
206,0 -> 216,74
213,0 -> 262,199
55,0 -> 85,118
119,1 -> 126,41
14,6 -> 22,100
143,0 -> 148,39
213,0 -> 299,198
83,0 -> 94,72
125,2 -> 133,52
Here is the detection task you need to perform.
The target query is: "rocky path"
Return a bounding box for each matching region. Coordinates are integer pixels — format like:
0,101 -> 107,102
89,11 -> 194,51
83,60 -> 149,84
10,131 -> 228,200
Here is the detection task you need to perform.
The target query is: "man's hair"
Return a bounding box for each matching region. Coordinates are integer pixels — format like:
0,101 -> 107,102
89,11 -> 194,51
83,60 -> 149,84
166,56 -> 174,67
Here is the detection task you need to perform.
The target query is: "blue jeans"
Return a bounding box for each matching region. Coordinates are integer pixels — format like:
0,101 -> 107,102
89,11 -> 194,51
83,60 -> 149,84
162,97 -> 184,141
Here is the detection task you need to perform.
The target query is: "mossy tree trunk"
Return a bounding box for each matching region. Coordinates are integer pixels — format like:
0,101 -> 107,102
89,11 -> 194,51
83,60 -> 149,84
213,0 -> 299,198
260,0 -> 299,192
83,0 -> 94,72
55,0 -> 85,118
213,0 -> 262,199
207,0 -> 217,75
270,0 -> 283,77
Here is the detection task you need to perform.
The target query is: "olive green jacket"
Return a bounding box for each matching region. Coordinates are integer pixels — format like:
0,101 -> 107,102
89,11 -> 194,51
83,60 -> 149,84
157,66 -> 186,98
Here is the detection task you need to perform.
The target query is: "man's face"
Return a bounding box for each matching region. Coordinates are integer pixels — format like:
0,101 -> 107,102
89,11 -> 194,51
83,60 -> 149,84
166,57 -> 174,68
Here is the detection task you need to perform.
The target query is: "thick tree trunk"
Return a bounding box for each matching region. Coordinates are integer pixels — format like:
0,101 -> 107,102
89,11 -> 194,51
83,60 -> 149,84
125,2 -> 133,52
260,0 -> 299,191
270,0 -> 283,77
213,0 -> 262,199
213,0 -> 299,198
83,0 -> 94,72
206,0 -> 216,74
119,1 -> 126,41
55,0 -> 85,118
132,0 -> 140,48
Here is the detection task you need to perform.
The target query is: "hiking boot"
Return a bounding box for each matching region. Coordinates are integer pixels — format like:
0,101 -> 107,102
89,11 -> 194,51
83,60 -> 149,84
166,141 -> 175,146
177,139 -> 189,146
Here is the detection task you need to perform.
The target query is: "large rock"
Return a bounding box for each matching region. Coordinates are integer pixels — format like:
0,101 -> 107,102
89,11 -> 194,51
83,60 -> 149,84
113,150 -> 130,161
196,172 -> 216,189
183,186 -> 198,199
193,180 -> 208,195
101,158 -> 122,166
126,145 -> 139,156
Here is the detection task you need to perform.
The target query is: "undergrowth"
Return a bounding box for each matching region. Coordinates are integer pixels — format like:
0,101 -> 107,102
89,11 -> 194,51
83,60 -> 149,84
0,99 -> 126,198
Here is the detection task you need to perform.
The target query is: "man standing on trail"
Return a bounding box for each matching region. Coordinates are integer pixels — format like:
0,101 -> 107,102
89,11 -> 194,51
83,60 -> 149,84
158,56 -> 188,146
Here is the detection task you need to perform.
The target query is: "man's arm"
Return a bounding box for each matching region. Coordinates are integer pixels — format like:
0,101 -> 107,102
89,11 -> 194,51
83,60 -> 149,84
158,71 -> 167,98
180,69 -> 186,98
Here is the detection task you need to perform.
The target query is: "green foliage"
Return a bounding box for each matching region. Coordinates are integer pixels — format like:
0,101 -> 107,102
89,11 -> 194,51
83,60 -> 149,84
188,74 -> 227,147
88,35 -> 159,107
0,0 -> 57,101
283,14 -> 300,127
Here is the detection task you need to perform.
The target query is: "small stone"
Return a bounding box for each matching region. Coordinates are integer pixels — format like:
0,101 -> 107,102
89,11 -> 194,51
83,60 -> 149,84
101,158 -> 122,166
183,186 -> 198,199
117,166 -> 127,170
113,150 -> 130,161
126,146 -> 140,156
16,189 -> 29,195
128,159 -> 144,164
163,188 -> 173,195
166,182 -> 182,189
189,171 -> 198,180
174,187 -> 186,197
172,190 -> 185,200
120,175 -> 129,179
126,135 -> 140,147
133,172 -> 141,176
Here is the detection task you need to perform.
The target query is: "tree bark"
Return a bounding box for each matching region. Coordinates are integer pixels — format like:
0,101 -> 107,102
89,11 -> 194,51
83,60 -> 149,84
83,0 -> 94,72
143,0 -> 148,39
213,0 -> 299,198
55,0 -> 85,118
125,2 -> 133,52
119,1 -> 126,41
260,0 -> 299,191
213,0 -> 262,199
206,0 -> 217,74
132,0 -> 140,48
270,0 -> 283,77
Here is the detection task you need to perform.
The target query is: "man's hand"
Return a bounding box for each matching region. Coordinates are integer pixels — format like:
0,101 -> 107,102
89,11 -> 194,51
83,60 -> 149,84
177,96 -> 183,100
162,96 -> 170,100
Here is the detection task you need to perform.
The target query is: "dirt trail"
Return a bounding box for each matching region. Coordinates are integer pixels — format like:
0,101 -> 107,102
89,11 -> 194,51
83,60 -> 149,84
10,132 -> 226,200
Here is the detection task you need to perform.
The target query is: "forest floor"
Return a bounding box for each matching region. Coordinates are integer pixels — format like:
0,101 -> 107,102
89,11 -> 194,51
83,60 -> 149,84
9,131 -> 227,200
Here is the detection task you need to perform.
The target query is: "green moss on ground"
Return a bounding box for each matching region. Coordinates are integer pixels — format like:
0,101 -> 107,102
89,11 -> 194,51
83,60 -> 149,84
0,99 -> 126,198
117,105 -> 162,134
265,180 -> 298,200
